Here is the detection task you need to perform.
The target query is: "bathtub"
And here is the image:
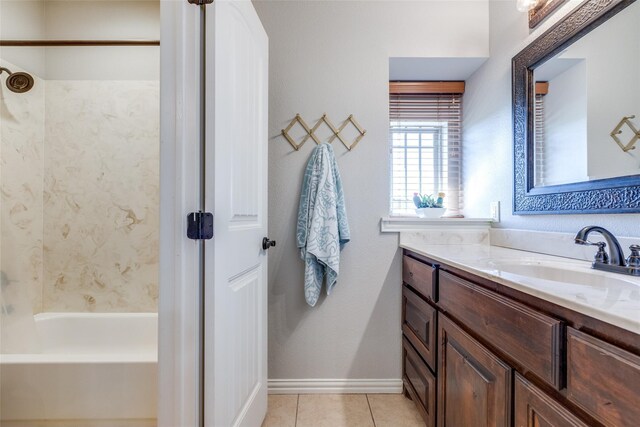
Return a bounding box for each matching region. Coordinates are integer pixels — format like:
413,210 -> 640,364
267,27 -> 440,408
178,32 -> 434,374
0,312 -> 157,426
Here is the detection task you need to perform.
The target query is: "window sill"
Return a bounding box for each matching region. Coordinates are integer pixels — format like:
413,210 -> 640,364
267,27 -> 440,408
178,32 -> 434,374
380,216 -> 494,233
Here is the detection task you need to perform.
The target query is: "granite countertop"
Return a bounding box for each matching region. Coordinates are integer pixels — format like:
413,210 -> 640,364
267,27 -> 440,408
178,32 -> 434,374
400,233 -> 640,335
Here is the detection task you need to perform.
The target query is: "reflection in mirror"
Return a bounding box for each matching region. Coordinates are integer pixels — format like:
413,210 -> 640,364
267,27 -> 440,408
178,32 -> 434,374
533,1 -> 640,187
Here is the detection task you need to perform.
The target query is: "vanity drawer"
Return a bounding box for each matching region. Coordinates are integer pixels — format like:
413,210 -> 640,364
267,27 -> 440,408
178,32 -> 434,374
566,328 -> 640,427
403,285 -> 437,371
438,271 -> 564,389
403,255 -> 438,302
403,337 -> 436,427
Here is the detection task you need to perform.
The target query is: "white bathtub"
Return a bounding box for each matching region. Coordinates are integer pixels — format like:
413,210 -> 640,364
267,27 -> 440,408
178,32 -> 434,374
0,312 -> 157,425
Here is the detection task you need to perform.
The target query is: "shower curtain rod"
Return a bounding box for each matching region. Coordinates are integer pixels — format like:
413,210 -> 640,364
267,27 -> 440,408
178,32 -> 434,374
0,40 -> 160,47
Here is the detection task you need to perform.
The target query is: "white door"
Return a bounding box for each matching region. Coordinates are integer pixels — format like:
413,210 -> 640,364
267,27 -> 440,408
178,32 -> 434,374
204,1 -> 269,426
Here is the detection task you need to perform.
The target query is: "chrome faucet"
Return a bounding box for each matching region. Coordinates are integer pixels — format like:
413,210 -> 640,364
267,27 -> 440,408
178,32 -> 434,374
574,226 -> 640,276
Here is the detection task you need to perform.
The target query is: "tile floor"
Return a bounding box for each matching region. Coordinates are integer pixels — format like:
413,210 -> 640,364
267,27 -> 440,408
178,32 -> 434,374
262,394 -> 425,427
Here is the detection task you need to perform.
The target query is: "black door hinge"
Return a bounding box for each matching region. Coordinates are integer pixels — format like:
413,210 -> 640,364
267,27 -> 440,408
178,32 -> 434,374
187,211 -> 214,240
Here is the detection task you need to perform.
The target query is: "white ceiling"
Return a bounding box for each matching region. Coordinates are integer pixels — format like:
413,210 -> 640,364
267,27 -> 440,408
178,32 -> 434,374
535,57 -> 584,82
389,57 -> 489,81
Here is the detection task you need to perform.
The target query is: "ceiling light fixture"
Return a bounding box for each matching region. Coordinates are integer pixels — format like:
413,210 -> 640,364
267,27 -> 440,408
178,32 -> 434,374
516,0 -> 539,12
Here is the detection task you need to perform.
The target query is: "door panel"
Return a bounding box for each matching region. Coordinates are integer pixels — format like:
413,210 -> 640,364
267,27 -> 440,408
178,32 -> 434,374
402,285 -> 437,371
438,315 -> 511,427
514,373 -> 589,427
204,1 -> 268,426
403,337 -> 436,427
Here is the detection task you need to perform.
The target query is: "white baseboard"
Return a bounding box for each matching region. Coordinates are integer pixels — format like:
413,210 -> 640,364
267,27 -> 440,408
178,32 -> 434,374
268,379 -> 403,394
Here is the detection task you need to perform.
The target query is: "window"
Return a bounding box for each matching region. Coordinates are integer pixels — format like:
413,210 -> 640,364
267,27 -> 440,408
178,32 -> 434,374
534,93 -> 546,186
533,82 -> 548,187
389,82 -> 464,216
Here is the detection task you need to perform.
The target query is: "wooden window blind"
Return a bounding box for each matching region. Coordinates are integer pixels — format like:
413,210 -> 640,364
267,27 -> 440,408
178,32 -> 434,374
389,82 -> 464,216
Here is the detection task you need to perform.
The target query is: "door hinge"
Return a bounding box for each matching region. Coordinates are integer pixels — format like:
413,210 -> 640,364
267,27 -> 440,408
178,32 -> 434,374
187,0 -> 213,4
187,212 -> 214,240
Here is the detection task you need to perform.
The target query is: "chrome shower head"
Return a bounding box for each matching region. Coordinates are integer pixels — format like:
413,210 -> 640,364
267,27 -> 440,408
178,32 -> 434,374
0,67 -> 34,93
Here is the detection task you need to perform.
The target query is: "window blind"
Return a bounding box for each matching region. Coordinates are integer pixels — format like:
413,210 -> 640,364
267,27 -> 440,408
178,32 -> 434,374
534,94 -> 546,186
389,86 -> 463,217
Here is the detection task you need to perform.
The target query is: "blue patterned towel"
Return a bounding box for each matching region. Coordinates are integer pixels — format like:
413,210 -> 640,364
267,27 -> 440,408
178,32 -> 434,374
297,143 -> 350,306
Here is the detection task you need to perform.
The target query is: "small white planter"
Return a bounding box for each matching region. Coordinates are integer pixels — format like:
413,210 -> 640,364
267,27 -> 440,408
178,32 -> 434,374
415,207 -> 446,218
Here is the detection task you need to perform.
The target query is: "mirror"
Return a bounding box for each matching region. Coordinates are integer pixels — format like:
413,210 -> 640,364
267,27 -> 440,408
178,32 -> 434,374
533,1 -> 640,187
513,0 -> 640,214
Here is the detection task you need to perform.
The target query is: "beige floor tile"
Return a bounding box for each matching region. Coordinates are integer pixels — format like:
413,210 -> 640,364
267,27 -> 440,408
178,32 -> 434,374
262,395 -> 298,427
367,394 -> 426,427
296,394 -> 375,427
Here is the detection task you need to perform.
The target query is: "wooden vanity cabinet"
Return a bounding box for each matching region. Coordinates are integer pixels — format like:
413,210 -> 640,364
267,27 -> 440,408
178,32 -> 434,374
401,250 -> 640,427
402,285 -> 437,370
438,270 -> 564,389
403,337 -> 436,427
514,374 -> 589,427
403,255 -> 438,302
566,328 -> 640,427
438,315 -> 511,427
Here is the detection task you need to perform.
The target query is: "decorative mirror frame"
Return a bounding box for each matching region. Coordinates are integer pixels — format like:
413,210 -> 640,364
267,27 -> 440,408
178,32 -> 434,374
512,0 -> 639,215
529,0 -> 568,29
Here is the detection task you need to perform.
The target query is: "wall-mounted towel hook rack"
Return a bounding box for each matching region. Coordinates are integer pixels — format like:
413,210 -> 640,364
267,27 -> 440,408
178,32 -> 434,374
281,113 -> 367,152
611,115 -> 640,152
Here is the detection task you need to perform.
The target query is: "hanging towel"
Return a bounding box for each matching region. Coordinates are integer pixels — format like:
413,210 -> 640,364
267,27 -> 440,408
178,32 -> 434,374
297,143 -> 350,306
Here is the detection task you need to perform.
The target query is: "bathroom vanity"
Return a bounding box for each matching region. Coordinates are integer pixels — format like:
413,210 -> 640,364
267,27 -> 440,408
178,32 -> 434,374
400,242 -> 640,427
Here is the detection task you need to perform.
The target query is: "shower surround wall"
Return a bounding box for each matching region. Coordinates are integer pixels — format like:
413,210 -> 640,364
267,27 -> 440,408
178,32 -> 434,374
1,0 -> 160,314
0,62 -> 45,315
42,81 -> 159,312
0,72 -> 159,313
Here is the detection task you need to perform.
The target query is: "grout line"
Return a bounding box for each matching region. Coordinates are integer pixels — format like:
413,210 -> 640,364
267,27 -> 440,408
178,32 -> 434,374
294,394 -> 299,427
366,394 -> 377,427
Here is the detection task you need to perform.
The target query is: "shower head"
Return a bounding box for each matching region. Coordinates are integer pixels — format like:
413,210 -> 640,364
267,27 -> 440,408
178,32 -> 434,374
0,66 -> 34,93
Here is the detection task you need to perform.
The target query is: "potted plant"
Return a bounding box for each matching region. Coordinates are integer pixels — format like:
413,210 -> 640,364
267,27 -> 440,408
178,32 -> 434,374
413,192 -> 446,218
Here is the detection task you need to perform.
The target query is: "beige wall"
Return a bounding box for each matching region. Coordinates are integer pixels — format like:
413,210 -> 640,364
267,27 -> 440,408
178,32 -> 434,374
254,0 -> 489,382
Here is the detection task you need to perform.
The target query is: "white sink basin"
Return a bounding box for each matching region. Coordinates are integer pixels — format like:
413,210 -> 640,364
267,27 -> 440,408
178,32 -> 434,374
487,259 -> 640,288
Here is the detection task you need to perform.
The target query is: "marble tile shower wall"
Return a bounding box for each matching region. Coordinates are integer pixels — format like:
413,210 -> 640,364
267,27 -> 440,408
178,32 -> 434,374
1,76 -> 159,314
0,62 -> 45,315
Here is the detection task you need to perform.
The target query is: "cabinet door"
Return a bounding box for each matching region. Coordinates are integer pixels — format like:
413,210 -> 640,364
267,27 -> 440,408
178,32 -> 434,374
566,327 -> 640,427
514,374 -> 589,427
403,285 -> 437,371
403,337 -> 436,427
438,315 -> 511,427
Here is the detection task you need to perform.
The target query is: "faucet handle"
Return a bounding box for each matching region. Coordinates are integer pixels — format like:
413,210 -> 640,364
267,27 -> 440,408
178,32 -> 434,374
577,239 -> 610,264
627,245 -> 640,267
591,242 -> 609,264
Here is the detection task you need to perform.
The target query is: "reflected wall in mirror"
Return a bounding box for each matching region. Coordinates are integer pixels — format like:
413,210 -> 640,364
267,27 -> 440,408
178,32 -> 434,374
513,0 -> 640,214
533,1 -> 640,187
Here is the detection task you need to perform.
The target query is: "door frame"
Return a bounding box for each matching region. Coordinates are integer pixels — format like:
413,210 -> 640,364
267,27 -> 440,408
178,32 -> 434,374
158,1 -> 203,426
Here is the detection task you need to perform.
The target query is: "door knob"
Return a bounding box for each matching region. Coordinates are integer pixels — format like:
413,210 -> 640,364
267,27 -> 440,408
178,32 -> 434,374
262,237 -> 276,250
